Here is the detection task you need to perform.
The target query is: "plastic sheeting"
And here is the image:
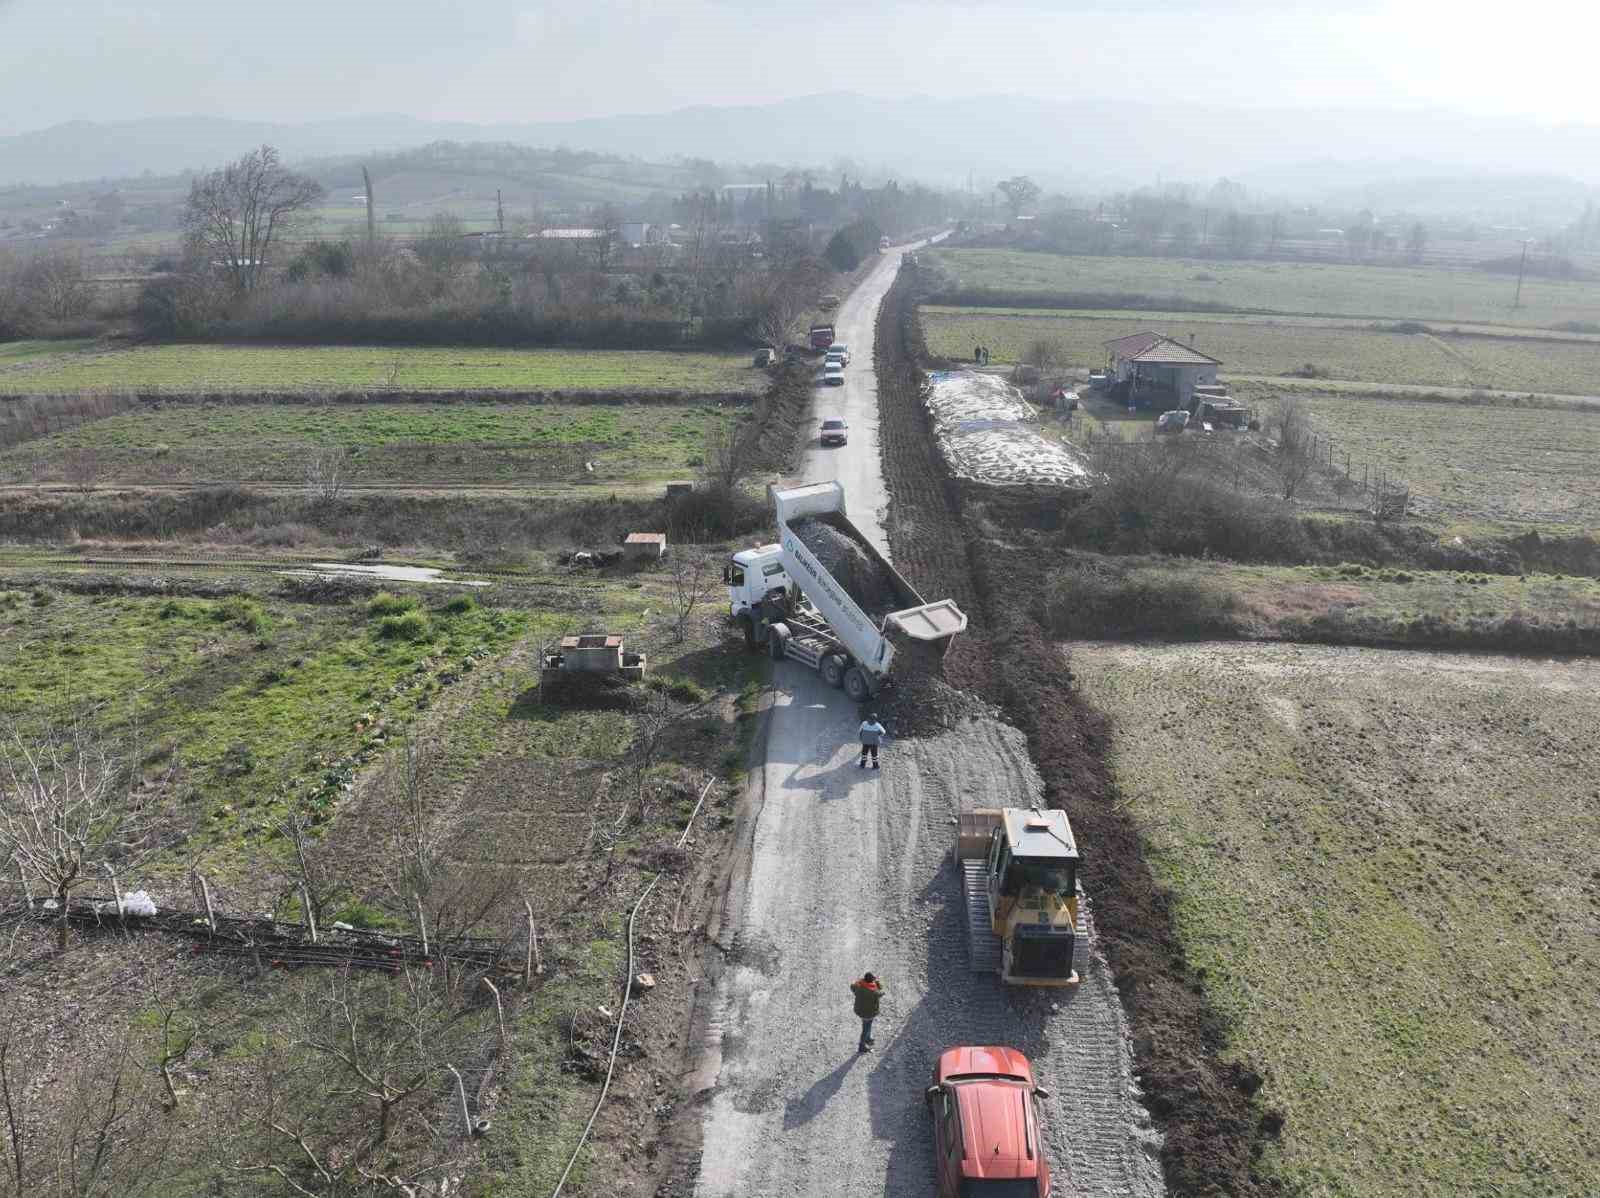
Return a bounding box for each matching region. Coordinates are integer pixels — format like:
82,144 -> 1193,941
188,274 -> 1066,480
925,371 -> 1098,490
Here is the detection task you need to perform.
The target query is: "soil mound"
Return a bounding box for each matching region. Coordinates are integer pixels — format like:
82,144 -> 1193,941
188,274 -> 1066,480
789,515 -> 903,621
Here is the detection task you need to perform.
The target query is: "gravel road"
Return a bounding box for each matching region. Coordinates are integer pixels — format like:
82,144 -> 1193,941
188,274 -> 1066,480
694,246 -> 1164,1198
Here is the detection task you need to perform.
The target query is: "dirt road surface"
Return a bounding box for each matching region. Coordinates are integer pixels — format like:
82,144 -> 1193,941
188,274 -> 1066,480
694,249 -> 1164,1198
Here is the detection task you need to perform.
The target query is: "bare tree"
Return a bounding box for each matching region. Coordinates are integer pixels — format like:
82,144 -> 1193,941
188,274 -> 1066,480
753,285 -> 808,354
413,212 -> 470,283
669,550 -> 716,644
182,145 -> 325,293
304,447 -> 347,506
1273,396 -> 1318,501
1024,337 -> 1066,375
17,251 -> 94,322
0,717 -> 141,952
701,415 -> 753,497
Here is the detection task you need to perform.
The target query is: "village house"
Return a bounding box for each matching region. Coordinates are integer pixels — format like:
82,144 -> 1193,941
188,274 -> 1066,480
1102,332 -> 1222,410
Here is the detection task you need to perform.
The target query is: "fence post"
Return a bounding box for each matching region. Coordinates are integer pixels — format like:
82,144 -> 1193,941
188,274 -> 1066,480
105,864 -> 122,919
300,883 -> 318,943
524,898 -> 543,983
415,893 -> 429,959
195,872 -> 216,934
482,979 -> 508,1053
447,1065 -> 471,1137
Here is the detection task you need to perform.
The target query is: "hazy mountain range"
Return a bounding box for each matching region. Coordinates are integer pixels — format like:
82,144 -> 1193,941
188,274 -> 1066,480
3,92 -> 1599,206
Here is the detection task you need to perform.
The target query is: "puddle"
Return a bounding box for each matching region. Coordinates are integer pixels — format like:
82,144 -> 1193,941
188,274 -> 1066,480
279,562 -> 491,587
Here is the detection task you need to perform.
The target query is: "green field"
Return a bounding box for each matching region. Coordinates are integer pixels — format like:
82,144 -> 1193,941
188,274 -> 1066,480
0,343 -> 761,395
0,338 -> 99,364
1283,394 -> 1600,527
927,248 -> 1600,329
921,306 -> 1600,395
1073,641 -> 1600,1197
0,401 -> 731,486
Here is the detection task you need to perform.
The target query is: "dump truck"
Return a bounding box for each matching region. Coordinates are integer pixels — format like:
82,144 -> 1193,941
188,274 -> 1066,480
723,481 -> 967,701
955,807 -> 1082,987
809,323 -> 836,350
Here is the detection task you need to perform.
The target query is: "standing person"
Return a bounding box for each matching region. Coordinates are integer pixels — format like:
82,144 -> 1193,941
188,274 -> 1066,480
974,344 -> 982,364
857,714 -> 887,769
851,972 -> 884,1053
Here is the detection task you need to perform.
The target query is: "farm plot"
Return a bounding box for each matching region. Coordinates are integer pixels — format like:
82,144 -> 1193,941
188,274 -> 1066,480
0,401 -> 732,486
925,249 -> 1600,329
1288,393 -> 1600,527
0,343 -> 760,395
921,307 -> 1466,386
1071,640 -> 1600,1198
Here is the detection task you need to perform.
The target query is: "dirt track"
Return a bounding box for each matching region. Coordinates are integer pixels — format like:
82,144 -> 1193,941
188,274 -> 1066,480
693,247 -> 1163,1197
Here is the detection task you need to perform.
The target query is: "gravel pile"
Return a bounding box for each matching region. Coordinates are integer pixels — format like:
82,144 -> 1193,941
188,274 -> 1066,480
789,515 -> 903,621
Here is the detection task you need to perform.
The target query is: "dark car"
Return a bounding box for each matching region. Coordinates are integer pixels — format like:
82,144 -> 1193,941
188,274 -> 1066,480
820,418 -> 849,446
926,1046 -> 1052,1198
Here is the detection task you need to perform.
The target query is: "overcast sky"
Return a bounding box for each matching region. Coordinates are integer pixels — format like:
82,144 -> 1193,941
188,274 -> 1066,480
1,0 -> 1595,137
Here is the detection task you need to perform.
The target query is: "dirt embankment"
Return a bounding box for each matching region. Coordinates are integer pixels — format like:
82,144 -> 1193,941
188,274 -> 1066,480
875,263 -> 1279,1195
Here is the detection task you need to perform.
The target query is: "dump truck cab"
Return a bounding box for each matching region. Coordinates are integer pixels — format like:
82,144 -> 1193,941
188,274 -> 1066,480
724,545 -> 789,622
957,807 -> 1080,987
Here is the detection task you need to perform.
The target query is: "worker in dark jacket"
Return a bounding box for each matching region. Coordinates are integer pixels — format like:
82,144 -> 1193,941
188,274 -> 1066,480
851,972 -> 884,1052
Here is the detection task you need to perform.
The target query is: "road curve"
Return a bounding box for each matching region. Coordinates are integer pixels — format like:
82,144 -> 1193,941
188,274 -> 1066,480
694,246 -> 1165,1198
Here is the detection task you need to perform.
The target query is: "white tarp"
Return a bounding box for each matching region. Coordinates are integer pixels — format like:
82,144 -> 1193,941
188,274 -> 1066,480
925,371 -> 1097,489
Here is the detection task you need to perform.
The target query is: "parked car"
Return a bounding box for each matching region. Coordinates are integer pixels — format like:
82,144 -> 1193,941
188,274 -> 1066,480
819,294 -> 841,312
824,351 -> 847,371
1155,409 -> 1190,434
822,364 -> 845,386
820,418 -> 849,446
752,347 -> 778,367
829,343 -> 851,366
926,1046 -> 1052,1198
1086,371 -> 1110,390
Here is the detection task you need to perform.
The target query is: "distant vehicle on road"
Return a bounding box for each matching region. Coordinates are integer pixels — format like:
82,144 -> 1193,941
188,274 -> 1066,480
820,418 -> 849,446
879,235 -> 891,252
827,343 -> 851,366
822,364 -> 845,386
926,1045 -> 1052,1198
819,294 -> 841,312
809,323 -> 836,350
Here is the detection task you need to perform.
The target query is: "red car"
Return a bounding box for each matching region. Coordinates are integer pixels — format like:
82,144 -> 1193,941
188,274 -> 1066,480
925,1046 -> 1052,1198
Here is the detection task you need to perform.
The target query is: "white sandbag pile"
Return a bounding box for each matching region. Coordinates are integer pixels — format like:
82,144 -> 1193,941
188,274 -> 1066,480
924,371 -> 1098,490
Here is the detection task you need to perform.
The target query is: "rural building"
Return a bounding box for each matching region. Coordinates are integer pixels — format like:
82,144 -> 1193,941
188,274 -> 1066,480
531,228 -> 606,242
1102,332 -> 1221,410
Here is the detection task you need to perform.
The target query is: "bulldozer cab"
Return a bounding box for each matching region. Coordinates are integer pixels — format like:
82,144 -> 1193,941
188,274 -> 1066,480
985,808 -> 1078,909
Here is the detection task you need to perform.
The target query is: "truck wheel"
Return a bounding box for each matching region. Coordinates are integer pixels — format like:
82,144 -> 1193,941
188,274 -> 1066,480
738,614 -> 758,651
843,666 -> 870,702
768,624 -> 790,662
820,654 -> 847,688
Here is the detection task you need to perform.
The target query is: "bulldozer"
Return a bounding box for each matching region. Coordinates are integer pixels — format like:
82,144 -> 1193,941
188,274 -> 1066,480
956,807 -> 1082,987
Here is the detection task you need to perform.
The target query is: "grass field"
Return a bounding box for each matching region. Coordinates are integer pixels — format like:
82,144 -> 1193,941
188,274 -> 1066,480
0,343 -> 761,395
926,249 -> 1600,330
0,338 -> 99,363
1279,393 -> 1600,527
0,401 -> 731,486
921,306 -> 1600,395
1045,555 -> 1600,648
1072,641 -> 1600,1197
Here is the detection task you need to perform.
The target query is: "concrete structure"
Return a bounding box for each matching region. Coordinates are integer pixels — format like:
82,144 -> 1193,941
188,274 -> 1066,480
624,532 -> 667,560
1103,332 -> 1221,410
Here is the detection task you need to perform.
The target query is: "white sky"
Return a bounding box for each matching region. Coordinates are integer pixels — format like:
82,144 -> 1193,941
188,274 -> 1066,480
0,0 -> 1596,136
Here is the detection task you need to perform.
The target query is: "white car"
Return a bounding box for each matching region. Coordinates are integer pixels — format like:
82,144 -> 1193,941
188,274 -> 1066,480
822,365 -> 845,386
828,344 -> 851,366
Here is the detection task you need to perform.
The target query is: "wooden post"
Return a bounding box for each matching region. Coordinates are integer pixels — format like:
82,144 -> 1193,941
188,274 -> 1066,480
195,872 -> 216,934
415,893 -> 429,959
300,883 -> 317,943
482,979 -> 507,1052
524,898 -> 543,983
447,1065 -> 470,1136
105,864 -> 122,919
17,862 -> 32,906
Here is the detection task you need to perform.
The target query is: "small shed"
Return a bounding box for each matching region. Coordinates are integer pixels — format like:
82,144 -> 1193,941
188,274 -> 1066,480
559,634 -> 623,671
624,532 -> 667,561
1103,332 -> 1222,410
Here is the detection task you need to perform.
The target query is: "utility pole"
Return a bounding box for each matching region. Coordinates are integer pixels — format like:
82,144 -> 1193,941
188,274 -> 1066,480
1513,238 -> 1529,309
496,189 -> 505,235
361,166 -> 376,248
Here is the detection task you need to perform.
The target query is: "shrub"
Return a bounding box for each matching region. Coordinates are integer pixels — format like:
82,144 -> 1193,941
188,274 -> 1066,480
647,674 -> 711,704
375,610 -> 431,642
439,592 -> 477,615
215,595 -> 269,633
367,591 -> 417,617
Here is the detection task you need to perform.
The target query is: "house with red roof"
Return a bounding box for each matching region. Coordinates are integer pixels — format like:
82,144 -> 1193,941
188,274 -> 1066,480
1103,331 -> 1222,410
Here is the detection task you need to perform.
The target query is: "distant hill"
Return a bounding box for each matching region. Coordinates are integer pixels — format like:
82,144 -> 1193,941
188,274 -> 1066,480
4,94 -> 1600,202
